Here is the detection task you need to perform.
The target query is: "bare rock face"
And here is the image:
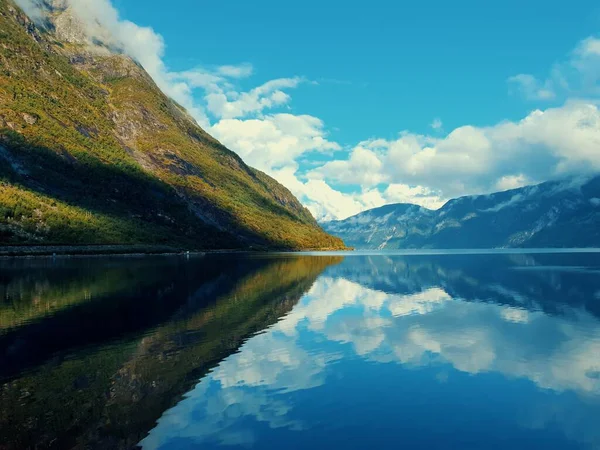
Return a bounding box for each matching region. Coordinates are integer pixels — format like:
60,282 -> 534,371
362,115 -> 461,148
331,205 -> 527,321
22,113 -> 37,125
50,6 -> 87,44
30,0 -> 116,56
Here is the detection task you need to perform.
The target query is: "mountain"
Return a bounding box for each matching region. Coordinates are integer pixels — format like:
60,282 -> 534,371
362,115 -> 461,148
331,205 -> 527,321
0,0 -> 345,250
322,175 -> 600,249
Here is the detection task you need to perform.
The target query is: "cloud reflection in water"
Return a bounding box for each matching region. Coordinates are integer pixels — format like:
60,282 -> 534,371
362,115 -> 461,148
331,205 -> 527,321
141,255 -> 600,450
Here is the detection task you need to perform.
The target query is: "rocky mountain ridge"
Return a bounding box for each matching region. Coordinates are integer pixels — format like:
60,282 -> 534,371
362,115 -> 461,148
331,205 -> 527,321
322,175 -> 600,249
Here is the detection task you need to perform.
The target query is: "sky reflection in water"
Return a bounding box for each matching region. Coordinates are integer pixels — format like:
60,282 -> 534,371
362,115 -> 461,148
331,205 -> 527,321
141,253 -> 600,450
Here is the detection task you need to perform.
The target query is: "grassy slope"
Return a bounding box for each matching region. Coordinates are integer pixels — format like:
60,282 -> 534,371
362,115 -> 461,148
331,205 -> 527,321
0,0 -> 345,250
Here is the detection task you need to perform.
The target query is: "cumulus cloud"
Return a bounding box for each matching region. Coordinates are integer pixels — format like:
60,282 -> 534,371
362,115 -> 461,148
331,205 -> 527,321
273,174 -> 385,221
508,74 -> 556,101
384,184 -> 446,209
280,177 -> 445,221
577,37 -> 600,58
308,101 -> 600,208
173,68 -> 234,92
298,181 -> 385,221
210,113 -> 339,173
308,145 -> 385,186
205,77 -> 303,119
508,35 -> 600,101
430,118 -> 443,130
217,63 -> 254,78
250,100 -> 600,219
495,174 -> 530,191
270,165 -> 429,221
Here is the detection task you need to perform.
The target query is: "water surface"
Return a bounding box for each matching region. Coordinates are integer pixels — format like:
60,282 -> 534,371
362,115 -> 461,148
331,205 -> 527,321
1,251 -> 600,449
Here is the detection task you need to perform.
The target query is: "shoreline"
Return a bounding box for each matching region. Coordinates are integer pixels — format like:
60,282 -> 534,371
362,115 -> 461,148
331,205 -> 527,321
0,244 -> 350,259
0,245 -> 236,259
2,246 -> 599,259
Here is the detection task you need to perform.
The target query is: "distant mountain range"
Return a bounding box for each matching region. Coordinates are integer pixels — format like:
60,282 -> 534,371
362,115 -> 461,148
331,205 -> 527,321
322,175 -> 600,249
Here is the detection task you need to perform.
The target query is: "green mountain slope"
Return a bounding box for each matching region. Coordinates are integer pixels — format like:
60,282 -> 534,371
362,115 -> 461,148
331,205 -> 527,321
0,0 -> 345,250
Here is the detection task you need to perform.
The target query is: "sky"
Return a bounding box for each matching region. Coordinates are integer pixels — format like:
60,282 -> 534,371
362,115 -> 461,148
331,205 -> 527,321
16,0 -> 600,220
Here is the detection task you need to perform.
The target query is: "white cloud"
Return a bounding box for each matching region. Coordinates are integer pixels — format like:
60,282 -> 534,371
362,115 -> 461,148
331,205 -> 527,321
205,77 -> 303,119
217,63 -> 254,78
495,174 -> 529,191
266,167 -> 389,221
13,0 -> 46,22
308,145 -> 385,186
577,37 -> 600,57
430,118 -> 443,130
174,68 -> 232,91
294,179 -> 383,221
500,307 -> 530,324
384,184 -> 446,209
309,101 -> 600,207
508,35 -> 600,102
272,174 -> 447,221
508,74 -> 556,101
210,113 -> 339,173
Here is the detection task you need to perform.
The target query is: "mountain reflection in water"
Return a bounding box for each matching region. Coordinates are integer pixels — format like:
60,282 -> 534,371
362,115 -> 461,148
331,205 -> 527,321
1,252 -> 600,449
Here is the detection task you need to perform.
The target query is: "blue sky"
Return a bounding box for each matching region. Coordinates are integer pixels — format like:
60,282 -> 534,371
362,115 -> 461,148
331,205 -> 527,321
17,0 -> 600,219
115,0 -> 599,135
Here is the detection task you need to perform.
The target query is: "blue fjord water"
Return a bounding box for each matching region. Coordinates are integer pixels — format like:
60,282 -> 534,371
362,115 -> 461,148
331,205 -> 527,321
1,251 -> 600,449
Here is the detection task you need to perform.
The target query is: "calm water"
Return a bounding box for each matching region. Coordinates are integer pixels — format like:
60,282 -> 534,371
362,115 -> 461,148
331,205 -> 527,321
1,251 -> 600,449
